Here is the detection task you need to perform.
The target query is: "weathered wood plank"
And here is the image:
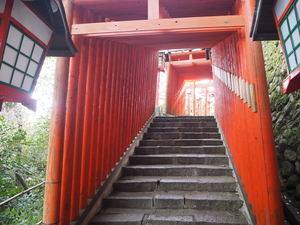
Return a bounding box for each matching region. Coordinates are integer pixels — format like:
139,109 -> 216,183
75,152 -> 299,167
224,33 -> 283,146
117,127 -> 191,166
72,15 -> 244,37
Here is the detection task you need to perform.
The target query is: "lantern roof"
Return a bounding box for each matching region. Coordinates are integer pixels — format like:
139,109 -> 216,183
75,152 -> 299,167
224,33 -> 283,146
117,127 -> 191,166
25,0 -> 77,57
250,0 -> 279,41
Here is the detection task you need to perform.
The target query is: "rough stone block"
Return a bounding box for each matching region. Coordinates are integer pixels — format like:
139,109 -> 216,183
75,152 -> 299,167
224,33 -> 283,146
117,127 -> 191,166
154,194 -> 184,209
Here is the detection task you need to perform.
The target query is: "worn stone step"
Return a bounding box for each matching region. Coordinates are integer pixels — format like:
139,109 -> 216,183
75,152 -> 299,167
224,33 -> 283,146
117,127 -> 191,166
90,208 -> 249,225
153,116 -> 215,123
139,139 -> 223,146
113,176 -> 237,192
151,122 -> 218,128
147,127 -> 219,133
103,191 -> 243,210
144,132 -> 221,140
135,146 -> 226,155
89,116 -> 251,225
122,165 -> 232,177
129,154 -> 228,165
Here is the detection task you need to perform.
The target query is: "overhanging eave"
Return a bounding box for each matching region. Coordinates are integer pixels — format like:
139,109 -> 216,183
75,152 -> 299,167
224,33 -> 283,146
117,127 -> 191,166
26,0 -> 77,57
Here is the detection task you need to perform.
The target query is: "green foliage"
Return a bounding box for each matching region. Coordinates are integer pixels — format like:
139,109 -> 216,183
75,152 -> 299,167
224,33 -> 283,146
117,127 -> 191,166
0,116 -> 27,197
0,114 -> 48,224
0,188 -> 44,225
0,57 -> 55,224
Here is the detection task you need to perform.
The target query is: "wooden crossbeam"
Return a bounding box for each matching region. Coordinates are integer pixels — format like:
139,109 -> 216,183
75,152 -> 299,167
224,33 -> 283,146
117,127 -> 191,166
72,0 -> 145,5
72,15 -> 244,37
170,58 -> 208,65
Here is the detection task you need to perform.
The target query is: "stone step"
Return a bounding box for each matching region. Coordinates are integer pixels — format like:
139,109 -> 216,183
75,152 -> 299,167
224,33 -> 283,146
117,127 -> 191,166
129,154 -> 228,165
144,132 -> 221,140
153,116 -> 215,123
90,208 -> 249,225
122,165 -> 232,177
135,146 -> 226,155
89,116 -> 250,225
150,122 -> 218,128
113,176 -> 237,192
102,191 -> 243,210
139,139 -> 223,146
147,127 -> 219,133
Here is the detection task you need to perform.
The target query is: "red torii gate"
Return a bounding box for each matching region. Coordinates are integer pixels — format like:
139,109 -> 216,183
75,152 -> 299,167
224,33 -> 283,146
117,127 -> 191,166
42,1 -> 284,225
165,50 -> 213,116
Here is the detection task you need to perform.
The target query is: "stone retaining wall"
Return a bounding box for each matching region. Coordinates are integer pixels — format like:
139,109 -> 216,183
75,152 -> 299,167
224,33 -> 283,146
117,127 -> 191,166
263,41 -> 300,208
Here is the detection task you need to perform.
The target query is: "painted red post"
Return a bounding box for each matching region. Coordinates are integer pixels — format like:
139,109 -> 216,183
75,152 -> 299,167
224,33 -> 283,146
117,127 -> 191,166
124,46 -> 133,149
85,38 -> 97,199
43,57 -> 69,225
93,40 -> 103,189
42,0 -> 74,222
112,43 -> 123,164
192,81 -> 196,116
98,40 -> 109,182
106,42 -> 119,172
243,0 -> 283,223
120,45 -> 129,153
116,44 -> 126,159
127,47 -> 136,144
101,41 -> 114,179
60,6 -> 90,225
93,39 -> 104,191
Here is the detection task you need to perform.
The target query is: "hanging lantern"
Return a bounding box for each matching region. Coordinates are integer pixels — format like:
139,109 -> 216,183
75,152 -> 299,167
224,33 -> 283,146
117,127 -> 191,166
0,0 -> 54,111
273,0 -> 300,93
158,52 -> 166,72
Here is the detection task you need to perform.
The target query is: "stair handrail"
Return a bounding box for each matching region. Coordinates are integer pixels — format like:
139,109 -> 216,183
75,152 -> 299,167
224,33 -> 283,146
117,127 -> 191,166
0,181 -> 45,207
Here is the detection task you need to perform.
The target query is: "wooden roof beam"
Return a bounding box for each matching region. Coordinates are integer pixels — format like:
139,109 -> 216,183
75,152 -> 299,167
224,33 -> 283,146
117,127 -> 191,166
72,15 -> 244,37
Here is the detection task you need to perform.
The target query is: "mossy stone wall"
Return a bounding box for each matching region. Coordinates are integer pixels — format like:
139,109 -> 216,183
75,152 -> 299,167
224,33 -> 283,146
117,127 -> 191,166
263,41 -> 300,208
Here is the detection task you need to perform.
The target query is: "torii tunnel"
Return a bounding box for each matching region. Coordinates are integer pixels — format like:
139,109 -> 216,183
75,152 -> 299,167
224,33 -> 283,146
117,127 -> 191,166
166,50 -> 214,116
43,0 -> 284,224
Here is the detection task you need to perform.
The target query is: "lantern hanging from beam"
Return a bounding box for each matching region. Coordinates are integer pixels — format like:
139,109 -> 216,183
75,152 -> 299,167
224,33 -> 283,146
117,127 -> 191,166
0,0 -> 54,111
158,52 -> 166,72
273,0 -> 300,93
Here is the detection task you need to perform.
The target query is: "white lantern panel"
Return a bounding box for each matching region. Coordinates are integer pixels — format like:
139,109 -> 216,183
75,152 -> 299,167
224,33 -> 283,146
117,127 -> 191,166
288,9 -> 297,29
292,29 -> 300,46
7,25 -> 22,49
285,37 -> 293,54
22,76 -> 33,92
16,54 -> 29,72
296,1 -> 300,19
295,46 -> 300,63
11,0 -> 53,45
27,61 -> 38,76
289,53 -> 297,70
11,70 -> 24,88
3,46 -> 18,66
21,36 -> 34,57
32,45 -> 44,62
0,0 -> 6,13
0,64 -> 13,84
275,0 -> 291,21
280,20 -> 290,40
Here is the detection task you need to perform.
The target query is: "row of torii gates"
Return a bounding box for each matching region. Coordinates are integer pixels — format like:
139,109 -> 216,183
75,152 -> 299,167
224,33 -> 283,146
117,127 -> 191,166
42,0 -> 284,224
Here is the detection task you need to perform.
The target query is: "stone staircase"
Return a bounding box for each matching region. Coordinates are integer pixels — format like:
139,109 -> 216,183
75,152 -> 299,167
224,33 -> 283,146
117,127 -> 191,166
90,116 -> 250,225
